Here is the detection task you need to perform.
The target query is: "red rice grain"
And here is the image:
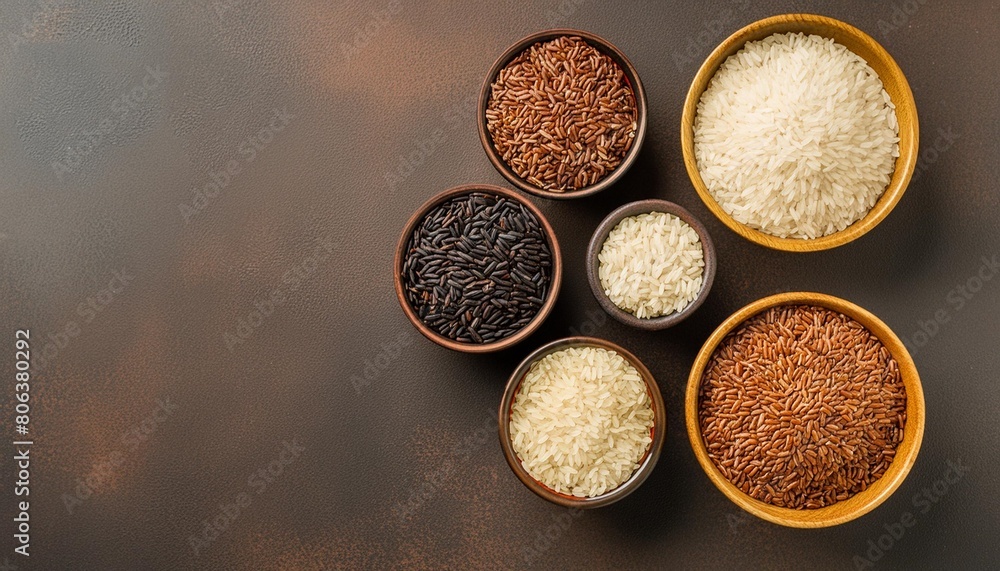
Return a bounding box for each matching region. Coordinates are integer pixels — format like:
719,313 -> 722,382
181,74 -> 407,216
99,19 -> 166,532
698,305 -> 906,509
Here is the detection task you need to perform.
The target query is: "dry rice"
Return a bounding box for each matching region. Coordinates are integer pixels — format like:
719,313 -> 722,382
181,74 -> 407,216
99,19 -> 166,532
510,346 -> 654,497
694,32 -> 900,239
698,305 -> 907,509
598,212 -> 705,318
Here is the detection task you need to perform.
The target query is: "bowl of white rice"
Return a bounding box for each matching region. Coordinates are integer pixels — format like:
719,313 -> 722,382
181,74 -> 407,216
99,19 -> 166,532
586,199 -> 716,330
498,337 -> 666,508
681,14 -> 919,251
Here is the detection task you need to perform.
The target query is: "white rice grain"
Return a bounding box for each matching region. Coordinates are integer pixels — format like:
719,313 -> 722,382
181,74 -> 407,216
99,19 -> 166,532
509,346 -> 654,497
598,212 -> 705,319
693,32 -> 900,239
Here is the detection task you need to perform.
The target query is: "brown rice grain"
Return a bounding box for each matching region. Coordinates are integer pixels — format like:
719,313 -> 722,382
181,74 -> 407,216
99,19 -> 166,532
698,305 -> 906,509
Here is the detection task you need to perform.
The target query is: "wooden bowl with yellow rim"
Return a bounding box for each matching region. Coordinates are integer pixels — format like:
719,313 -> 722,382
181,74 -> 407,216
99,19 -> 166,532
680,14 -> 919,251
685,292 -> 925,527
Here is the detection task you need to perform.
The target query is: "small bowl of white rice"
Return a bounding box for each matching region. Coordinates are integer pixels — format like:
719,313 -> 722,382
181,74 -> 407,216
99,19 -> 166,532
681,14 -> 919,251
586,199 -> 716,330
498,337 -> 666,508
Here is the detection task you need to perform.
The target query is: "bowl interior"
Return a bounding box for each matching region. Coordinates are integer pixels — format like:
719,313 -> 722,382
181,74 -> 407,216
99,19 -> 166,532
681,14 -> 919,251
479,28 -> 648,200
586,199 -> 716,330
393,184 -> 562,353
685,292 -> 925,527
499,337 -> 666,508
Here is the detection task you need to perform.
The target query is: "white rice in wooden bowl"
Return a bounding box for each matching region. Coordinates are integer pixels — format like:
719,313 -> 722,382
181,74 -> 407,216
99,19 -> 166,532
598,212 -> 705,318
509,346 -> 654,497
693,32 -> 900,239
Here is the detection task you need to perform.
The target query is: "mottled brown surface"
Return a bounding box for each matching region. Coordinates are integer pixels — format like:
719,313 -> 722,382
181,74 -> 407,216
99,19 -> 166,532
0,1 -> 998,569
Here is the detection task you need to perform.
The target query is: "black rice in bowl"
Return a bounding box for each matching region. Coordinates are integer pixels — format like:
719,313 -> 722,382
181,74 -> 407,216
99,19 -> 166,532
401,192 -> 553,344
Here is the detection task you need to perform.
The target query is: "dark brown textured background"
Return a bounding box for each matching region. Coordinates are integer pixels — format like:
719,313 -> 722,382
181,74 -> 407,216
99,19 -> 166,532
1,1 -> 998,569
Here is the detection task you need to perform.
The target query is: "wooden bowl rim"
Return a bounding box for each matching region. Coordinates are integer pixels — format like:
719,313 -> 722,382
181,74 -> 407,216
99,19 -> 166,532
478,28 -> 648,200
680,13 -> 920,251
684,291 -> 925,527
585,199 -> 717,330
499,336 -> 667,508
393,184 -> 563,353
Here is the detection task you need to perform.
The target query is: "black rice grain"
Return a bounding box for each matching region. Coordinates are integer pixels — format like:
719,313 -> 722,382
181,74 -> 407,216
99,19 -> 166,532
403,193 -> 552,343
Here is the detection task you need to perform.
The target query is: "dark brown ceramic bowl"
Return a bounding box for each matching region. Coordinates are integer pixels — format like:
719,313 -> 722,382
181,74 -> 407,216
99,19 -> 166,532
393,184 -> 562,353
498,337 -> 666,508
478,29 -> 648,200
586,200 -> 716,330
